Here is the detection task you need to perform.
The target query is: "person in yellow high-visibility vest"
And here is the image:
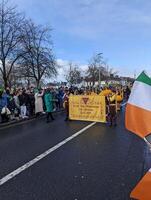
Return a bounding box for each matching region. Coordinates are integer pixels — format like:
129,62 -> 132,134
116,89 -> 123,111
99,87 -> 112,97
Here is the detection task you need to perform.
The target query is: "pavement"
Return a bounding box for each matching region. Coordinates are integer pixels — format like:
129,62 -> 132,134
0,109 -> 64,128
0,110 -> 150,200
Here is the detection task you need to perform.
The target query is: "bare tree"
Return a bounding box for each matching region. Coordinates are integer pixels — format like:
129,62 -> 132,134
0,0 -> 25,88
86,53 -> 106,86
108,67 -> 118,78
65,62 -> 82,86
19,20 -> 57,87
103,62 -> 118,82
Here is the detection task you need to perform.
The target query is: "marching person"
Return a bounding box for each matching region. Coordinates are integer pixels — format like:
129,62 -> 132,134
125,86 -> 131,100
106,92 -> 117,127
63,88 -> 70,121
44,88 -> 54,123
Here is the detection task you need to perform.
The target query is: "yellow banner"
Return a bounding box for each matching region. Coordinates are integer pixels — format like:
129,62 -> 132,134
69,95 -> 106,122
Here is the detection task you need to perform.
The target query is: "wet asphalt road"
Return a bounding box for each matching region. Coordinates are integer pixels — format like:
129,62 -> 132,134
0,111 -> 150,200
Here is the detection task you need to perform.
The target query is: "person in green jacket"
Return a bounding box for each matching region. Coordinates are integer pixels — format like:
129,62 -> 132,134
44,88 -> 54,123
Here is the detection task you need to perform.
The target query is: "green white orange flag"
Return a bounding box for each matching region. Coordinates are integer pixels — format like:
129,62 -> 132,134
130,168 -> 151,200
126,71 -> 151,139
126,71 -> 151,200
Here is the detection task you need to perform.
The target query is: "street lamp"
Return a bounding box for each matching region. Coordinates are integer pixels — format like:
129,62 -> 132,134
97,53 -> 103,88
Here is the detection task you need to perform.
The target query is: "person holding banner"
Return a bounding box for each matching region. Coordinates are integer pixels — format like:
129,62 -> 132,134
106,92 -> 117,127
63,88 -> 70,121
116,89 -> 123,111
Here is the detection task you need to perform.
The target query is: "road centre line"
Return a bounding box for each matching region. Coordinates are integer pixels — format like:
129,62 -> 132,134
0,122 -> 96,186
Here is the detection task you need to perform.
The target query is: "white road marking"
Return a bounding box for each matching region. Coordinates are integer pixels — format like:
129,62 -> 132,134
0,122 -> 96,186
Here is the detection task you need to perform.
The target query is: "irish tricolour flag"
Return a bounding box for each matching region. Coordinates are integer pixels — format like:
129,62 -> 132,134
126,71 -> 151,139
126,71 -> 151,200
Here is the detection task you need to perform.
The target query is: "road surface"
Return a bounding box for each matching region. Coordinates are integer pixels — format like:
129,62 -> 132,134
0,111 -> 150,200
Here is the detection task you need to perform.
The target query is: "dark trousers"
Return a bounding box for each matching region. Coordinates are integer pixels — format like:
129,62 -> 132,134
65,104 -> 69,121
107,113 -> 117,126
107,104 -> 117,126
46,112 -> 54,122
1,114 -> 9,123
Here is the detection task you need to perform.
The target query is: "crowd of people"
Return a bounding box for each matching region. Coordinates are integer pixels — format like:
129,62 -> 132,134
0,85 -> 131,125
0,87 -> 65,123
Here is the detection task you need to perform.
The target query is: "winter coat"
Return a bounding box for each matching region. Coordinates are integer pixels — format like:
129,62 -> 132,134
44,93 -> 53,113
35,93 -> 44,114
18,93 -> 30,106
7,96 -> 16,112
14,96 -> 20,109
0,94 -> 8,112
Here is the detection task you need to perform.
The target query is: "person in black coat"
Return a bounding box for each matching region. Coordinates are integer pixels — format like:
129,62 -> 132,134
18,89 -> 30,118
